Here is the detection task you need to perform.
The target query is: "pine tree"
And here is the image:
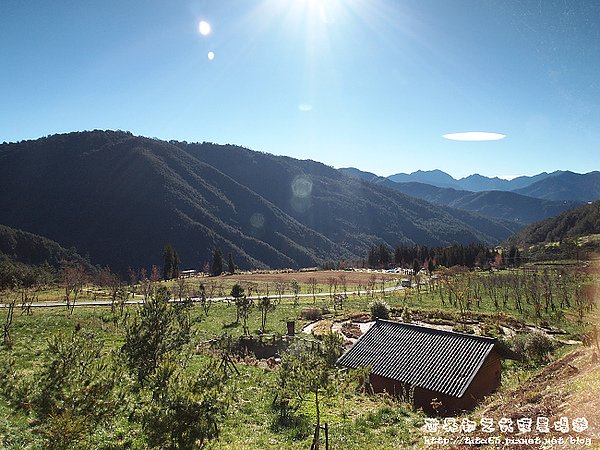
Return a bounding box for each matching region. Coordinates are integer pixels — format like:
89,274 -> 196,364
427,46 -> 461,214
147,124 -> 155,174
162,243 -> 180,280
211,247 -> 223,276
227,253 -> 235,275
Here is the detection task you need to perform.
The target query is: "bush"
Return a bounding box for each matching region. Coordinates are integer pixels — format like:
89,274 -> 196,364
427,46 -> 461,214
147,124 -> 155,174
510,332 -> 554,365
369,300 -> 390,320
301,307 -> 323,321
321,331 -> 344,365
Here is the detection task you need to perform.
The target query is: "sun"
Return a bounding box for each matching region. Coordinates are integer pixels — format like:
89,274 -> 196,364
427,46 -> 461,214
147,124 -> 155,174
198,20 -> 211,36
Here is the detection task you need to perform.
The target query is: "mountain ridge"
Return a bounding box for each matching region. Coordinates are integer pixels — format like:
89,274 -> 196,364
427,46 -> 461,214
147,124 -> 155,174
384,168 -> 568,192
339,168 -> 581,225
0,131 -> 517,273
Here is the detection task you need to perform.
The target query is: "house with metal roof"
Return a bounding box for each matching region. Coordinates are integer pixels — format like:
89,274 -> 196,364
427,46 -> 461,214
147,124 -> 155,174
336,319 -> 518,415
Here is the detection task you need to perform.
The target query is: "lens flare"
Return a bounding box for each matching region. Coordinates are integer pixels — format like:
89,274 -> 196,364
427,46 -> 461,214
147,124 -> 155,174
199,20 -> 211,36
292,176 -> 313,198
250,212 -> 265,229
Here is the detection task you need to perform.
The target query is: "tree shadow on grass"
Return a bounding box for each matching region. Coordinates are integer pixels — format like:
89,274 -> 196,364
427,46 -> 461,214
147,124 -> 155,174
270,412 -> 312,440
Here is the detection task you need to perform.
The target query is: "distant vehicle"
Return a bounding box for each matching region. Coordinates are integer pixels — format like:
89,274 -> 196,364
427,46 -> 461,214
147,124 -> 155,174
343,267 -> 354,271
401,280 -> 411,288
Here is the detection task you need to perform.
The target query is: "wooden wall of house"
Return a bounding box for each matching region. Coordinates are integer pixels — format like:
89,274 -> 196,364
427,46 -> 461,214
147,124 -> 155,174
369,350 -> 503,416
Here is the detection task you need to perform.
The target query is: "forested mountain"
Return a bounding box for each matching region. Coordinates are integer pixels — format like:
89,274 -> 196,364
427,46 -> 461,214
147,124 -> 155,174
0,131 -> 516,272
339,169 -> 579,225
513,171 -> 600,202
507,200 -> 600,246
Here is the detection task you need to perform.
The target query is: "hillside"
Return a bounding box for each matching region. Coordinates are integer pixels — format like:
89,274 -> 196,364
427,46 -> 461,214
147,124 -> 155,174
180,142 -> 516,250
514,171 -> 600,202
459,346 -> 600,449
508,200 -> 600,245
0,224 -> 88,267
0,131 -> 516,273
0,223 -> 91,288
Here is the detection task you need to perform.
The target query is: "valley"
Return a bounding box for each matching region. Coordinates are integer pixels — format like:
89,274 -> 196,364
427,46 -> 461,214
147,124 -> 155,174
1,131 -> 600,449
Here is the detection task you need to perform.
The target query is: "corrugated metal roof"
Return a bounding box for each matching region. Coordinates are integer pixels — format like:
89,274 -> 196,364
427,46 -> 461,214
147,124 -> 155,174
336,319 -> 498,398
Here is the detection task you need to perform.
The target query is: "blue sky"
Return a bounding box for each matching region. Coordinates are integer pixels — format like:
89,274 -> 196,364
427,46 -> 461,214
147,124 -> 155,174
2,0 -> 600,179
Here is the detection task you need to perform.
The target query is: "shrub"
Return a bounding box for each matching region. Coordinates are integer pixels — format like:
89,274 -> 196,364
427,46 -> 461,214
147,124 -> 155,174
510,332 -> 554,365
321,331 -> 344,365
369,300 -> 390,320
301,307 -> 323,321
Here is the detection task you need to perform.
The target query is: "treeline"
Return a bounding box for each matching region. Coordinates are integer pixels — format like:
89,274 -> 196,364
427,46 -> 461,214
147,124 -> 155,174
0,224 -> 92,290
367,243 -> 522,270
508,200 -> 600,246
0,257 -> 56,290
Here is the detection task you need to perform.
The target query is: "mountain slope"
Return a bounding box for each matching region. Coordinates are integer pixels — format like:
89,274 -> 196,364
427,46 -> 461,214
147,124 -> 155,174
514,171 -> 600,202
448,190 -> 581,224
0,132 -> 516,272
0,223 -> 90,268
181,142 -> 516,249
507,200 -> 600,245
0,132 -> 353,272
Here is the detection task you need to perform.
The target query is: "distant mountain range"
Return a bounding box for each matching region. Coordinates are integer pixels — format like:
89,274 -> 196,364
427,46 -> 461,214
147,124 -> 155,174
380,169 -> 600,202
386,169 -> 559,191
0,131 -> 518,273
338,168 -> 583,225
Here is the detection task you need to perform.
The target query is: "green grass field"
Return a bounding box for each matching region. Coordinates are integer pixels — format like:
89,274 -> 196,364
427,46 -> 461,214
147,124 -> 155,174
1,266 -> 596,449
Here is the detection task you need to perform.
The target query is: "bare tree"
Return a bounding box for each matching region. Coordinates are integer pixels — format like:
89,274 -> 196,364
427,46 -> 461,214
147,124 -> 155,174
128,267 -> 138,297
2,289 -> 18,349
307,277 -> 318,304
197,283 -> 211,316
175,276 -> 189,303
440,266 -> 471,320
338,274 -> 347,296
139,268 -> 153,301
326,276 -> 337,301
61,263 -> 87,314
274,278 -> 286,305
290,279 -> 300,306
258,296 -> 275,332
368,274 -> 377,297
20,283 -> 41,316
96,266 -> 122,313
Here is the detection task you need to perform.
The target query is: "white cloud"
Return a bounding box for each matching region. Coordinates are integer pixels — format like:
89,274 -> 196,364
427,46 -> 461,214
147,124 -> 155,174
298,103 -> 313,112
443,132 -> 506,141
